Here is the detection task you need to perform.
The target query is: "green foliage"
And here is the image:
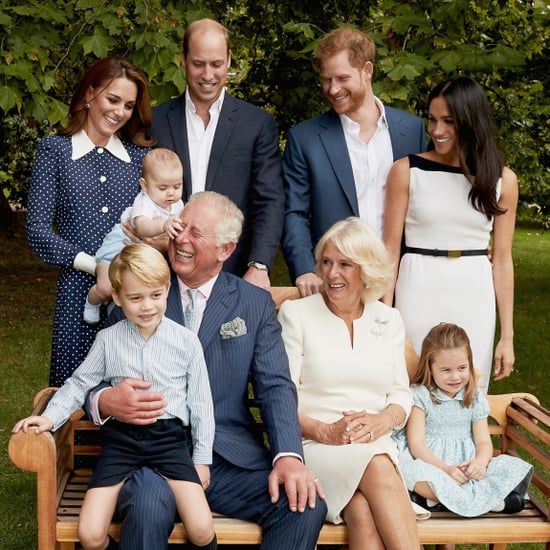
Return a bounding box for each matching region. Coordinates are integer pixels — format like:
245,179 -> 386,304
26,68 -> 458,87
0,0 -> 547,223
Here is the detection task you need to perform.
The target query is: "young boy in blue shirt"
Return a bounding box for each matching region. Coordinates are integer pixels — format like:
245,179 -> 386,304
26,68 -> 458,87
14,243 -> 217,550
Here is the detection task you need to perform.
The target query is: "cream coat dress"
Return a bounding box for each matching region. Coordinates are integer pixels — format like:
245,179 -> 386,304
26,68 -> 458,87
279,294 -> 413,523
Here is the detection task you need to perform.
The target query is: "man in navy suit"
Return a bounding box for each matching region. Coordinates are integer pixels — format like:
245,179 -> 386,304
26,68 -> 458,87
89,192 -> 326,549
282,27 -> 427,296
151,18 -> 283,289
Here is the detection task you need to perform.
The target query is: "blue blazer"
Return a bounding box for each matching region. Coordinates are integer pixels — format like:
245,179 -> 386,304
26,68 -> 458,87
282,107 -> 427,281
151,93 -> 284,276
164,271 -> 303,469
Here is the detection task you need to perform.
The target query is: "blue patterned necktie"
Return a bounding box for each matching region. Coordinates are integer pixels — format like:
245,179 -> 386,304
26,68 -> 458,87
184,288 -> 200,333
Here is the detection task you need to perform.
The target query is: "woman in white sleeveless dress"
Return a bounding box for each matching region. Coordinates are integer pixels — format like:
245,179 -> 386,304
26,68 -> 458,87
383,77 -> 518,392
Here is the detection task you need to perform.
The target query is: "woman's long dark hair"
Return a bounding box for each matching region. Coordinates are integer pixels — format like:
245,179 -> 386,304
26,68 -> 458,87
428,77 -> 505,218
59,57 -> 154,147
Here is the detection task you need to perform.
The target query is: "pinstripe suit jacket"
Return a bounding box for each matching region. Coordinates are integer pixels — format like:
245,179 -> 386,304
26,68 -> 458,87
164,271 -> 303,470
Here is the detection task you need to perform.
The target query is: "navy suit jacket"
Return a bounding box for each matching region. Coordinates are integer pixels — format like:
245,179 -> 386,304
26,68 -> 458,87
152,271 -> 302,469
282,107 -> 427,281
151,93 -> 284,276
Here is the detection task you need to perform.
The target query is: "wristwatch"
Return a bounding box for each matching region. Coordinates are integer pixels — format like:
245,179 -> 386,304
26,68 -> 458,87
247,261 -> 268,272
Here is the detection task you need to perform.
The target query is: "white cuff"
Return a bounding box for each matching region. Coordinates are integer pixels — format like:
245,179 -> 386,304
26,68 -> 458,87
272,452 -> 303,467
89,387 -> 112,426
73,252 -> 97,275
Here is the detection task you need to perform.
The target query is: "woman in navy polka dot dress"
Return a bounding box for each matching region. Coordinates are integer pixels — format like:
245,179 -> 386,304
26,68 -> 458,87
27,57 -> 154,385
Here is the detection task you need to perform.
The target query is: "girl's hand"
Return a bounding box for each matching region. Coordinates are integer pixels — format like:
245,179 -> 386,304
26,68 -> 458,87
12,415 -> 53,434
444,464 -> 469,485
459,459 -> 488,481
163,217 -> 183,239
195,464 -> 211,490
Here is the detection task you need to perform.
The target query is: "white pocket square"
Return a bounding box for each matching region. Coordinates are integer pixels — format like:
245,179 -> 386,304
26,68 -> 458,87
220,317 -> 247,339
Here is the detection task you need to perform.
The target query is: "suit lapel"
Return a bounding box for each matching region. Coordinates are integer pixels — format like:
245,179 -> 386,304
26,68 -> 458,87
205,93 -> 238,189
167,96 -> 193,201
319,112 -> 359,216
386,108 -> 408,162
166,272 -> 185,325
198,272 -> 238,350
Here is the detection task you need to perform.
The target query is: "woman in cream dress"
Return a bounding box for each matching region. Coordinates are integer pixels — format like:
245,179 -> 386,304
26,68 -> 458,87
279,218 -> 420,549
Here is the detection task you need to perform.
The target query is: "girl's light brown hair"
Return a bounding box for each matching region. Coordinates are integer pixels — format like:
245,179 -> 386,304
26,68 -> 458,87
410,322 -> 477,407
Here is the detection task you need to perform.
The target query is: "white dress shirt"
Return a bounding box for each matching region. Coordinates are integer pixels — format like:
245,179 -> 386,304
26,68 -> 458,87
178,274 -> 219,329
340,97 -> 394,236
185,88 -> 225,193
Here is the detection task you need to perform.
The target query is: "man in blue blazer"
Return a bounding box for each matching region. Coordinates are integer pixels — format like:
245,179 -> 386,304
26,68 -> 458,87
151,18 -> 283,289
89,192 -> 326,549
282,27 -> 426,296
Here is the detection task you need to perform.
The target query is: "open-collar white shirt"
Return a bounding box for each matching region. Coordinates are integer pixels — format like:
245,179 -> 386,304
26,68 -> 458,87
340,96 -> 393,237
185,88 -> 225,194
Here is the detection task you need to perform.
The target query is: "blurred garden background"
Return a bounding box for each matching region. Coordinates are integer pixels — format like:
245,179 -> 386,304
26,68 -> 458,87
0,0 -> 548,548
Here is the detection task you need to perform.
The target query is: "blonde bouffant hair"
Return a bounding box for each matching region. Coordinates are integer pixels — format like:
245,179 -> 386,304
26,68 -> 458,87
314,217 -> 393,303
411,323 -> 478,407
109,243 -> 170,293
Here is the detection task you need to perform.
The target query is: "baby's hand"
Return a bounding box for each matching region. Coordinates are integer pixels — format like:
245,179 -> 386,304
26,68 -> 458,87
195,464 -> 211,490
12,415 -> 53,434
163,217 -> 183,238
459,459 -> 487,481
444,463 -> 469,484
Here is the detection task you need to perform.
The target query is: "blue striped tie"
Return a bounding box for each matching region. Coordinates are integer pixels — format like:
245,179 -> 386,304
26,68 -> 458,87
184,288 -> 200,333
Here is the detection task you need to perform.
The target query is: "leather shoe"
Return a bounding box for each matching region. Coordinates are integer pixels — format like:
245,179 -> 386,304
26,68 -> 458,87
503,491 -> 525,514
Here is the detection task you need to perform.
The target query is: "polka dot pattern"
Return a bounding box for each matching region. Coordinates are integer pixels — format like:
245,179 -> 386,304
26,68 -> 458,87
27,135 -> 149,386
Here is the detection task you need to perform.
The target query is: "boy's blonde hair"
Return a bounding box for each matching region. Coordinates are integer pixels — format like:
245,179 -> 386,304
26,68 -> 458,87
109,244 -> 170,293
411,323 -> 477,407
142,148 -> 183,180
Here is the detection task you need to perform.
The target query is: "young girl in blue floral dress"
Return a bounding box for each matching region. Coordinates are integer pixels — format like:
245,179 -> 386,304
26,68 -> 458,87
396,323 -> 532,516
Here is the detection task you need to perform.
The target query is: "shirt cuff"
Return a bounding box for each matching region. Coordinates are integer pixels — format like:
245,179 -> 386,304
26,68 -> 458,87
89,387 -> 112,426
73,251 -> 97,275
272,452 -> 304,467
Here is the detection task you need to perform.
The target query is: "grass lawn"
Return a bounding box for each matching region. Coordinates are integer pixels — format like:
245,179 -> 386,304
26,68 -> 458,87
0,214 -> 548,549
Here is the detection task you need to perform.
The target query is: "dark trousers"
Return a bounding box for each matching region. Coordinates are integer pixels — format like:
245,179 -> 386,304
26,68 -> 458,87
117,453 -> 327,550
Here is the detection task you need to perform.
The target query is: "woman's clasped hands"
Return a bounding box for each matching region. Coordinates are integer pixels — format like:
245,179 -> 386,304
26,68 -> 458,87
321,410 -> 394,445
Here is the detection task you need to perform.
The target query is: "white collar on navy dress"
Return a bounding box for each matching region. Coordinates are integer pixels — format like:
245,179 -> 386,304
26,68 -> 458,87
71,130 -> 131,163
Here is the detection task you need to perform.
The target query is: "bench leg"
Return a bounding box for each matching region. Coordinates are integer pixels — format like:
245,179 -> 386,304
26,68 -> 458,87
489,544 -> 507,550
58,543 -> 75,550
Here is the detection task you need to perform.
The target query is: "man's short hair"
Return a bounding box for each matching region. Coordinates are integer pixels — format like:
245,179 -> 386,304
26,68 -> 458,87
314,27 -> 375,70
142,148 -> 183,179
109,244 -> 170,293
187,191 -> 244,246
182,18 -> 231,57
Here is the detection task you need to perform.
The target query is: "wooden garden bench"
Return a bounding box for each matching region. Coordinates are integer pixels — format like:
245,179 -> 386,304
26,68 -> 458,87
9,287 -> 550,549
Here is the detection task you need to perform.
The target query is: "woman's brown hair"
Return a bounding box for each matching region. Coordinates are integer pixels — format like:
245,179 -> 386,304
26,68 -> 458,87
59,57 -> 154,147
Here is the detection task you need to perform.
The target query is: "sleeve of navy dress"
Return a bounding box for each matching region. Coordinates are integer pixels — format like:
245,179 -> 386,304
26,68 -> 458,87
26,135 -> 148,385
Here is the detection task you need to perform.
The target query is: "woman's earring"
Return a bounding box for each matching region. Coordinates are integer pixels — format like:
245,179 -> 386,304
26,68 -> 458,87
85,101 -> 91,110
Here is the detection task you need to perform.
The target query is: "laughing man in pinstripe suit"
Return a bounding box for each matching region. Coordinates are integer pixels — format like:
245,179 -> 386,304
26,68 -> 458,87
89,191 -> 327,549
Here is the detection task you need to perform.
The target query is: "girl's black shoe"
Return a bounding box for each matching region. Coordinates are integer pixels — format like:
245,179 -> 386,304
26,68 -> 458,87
502,491 -> 525,514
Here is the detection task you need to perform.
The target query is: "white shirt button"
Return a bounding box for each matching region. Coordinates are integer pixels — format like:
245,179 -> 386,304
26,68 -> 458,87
101,206 -> 109,213
99,175 -> 107,183
97,147 -> 104,154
